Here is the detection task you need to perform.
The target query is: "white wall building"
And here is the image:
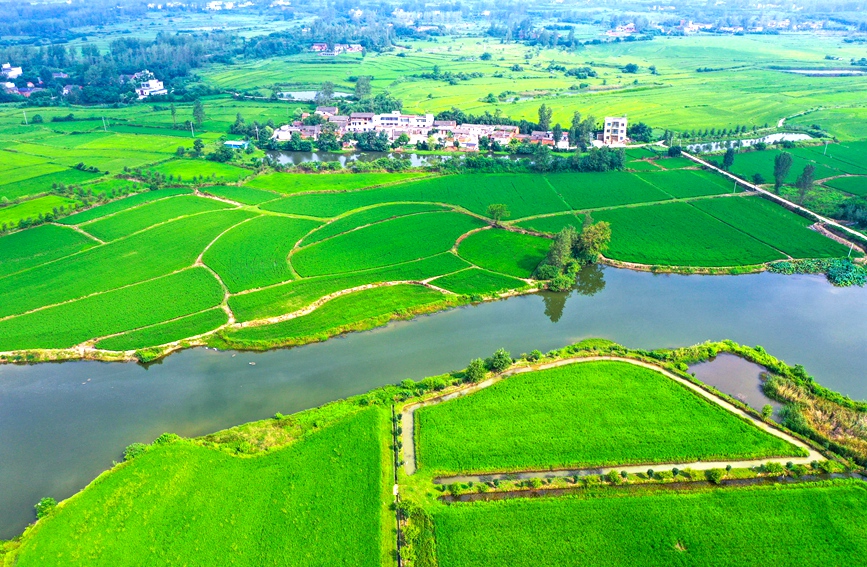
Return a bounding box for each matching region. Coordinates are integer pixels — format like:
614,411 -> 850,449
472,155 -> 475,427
601,116 -> 628,145
136,78 -> 167,99
1,63 -> 23,80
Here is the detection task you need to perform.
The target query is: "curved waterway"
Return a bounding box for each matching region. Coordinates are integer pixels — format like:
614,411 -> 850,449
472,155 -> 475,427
1,266 -> 866,538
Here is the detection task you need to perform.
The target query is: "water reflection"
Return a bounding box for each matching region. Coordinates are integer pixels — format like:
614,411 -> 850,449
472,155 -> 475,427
541,264 -> 607,323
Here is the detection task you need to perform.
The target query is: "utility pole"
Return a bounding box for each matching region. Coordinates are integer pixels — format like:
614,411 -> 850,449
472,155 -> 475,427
22,110 -> 27,125
824,140 -> 829,155
190,123 -> 195,138
102,117 -> 107,132
254,124 -> 259,141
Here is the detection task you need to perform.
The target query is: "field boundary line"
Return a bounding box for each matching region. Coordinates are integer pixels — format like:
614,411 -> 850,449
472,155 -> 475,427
62,223 -> 105,245
232,280 -> 450,329
681,150 -> 867,249
81,306 -> 227,348
401,356 -> 821,477
73,193 -> 195,227
196,214 -> 260,266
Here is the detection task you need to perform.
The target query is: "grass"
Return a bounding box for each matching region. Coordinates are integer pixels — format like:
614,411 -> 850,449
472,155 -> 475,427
292,212 -> 484,277
57,188 -> 193,225
690,196 -> 849,259
203,215 -> 321,293
82,195 -> 234,241
824,175 -> 867,197
148,159 -> 252,184
200,184 -> 282,204
546,171 -> 672,210
728,149 -> 839,184
228,253 -> 469,322
0,195 -> 80,227
430,268 -> 527,295
223,284 -> 447,347
655,156 -> 697,170
245,171 -> 430,194
457,229 -> 549,278
639,169 -> 740,199
0,224 -> 96,279
0,209 -> 254,319
433,480 -> 867,567
0,168 -> 101,201
514,213 -> 584,235
262,174 -> 570,219
95,308 -> 229,351
0,267 -> 224,351
300,203 -> 449,246
593,202 -> 786,266
8,407 -> 387,567
415,361 -> 802,474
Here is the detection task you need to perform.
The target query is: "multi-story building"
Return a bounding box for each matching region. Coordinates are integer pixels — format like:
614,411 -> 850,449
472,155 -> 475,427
601,116 -> 628,145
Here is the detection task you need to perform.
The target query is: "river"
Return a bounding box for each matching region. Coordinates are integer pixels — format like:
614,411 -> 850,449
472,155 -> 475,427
1,266 -> 865,538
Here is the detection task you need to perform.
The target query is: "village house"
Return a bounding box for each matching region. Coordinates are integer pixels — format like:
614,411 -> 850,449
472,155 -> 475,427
599,116 -> 629,146
1,63 -> 23,80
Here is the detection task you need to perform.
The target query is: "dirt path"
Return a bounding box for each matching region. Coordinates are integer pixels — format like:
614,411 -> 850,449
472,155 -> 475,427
401,356 -> 823,478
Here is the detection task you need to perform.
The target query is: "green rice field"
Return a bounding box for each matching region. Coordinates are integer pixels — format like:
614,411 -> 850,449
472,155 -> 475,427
430,268 -> 527,295
7,406 -> 389,567
245,171 -> 430,194
456,229 -> 549,278
415,361 -> 802,474
433,480 -> 867,567
57,188 -> 193,225
823,175 -> 867,197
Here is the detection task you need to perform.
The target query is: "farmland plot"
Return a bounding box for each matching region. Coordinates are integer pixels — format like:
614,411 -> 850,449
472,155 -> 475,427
457,229 -> 549,278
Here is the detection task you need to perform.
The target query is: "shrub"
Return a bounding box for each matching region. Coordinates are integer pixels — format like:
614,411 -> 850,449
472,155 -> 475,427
646,469 -> 655,479
527,349 -> 543,362
548,273 -> 574,292
123,443 -> 148,461
153,432 -> 181,445
762,404 -> 774,419
606,470 -> 621,484
620,471 -> 629,479
706,468 -> 726,484
529,478 -> 542,489
464,358 -> 487,383
763,462 -> 785,475
35,497 -> 57,519
534,264 -> 561,280
485,348 -> 512,373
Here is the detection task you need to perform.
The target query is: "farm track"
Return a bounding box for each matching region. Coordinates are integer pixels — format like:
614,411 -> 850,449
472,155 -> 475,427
400,356 -> 822,479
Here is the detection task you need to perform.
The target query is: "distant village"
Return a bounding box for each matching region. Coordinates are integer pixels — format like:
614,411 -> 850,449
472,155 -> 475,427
270,107 -> 629,151
2,65 -> 166,100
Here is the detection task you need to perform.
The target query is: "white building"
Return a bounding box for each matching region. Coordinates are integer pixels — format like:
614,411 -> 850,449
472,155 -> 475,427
136,78 -> 167,99
601,116 -> 628,145
1,63 -> 23,80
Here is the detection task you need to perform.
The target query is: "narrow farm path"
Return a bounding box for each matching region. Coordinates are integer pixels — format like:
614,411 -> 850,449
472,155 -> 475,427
62,223 -> 105,244
681,150 -> 867,249
401,356 -> 823,478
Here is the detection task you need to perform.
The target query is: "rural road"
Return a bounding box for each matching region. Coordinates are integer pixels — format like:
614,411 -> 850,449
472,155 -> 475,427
401,356 -> 823,481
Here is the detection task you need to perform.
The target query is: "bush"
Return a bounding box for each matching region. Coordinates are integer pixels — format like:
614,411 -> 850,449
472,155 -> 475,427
606,470 -> 621,484
763,462 -> 785,475
464,358 -> 487,383
526,349 -> 543,362
534,264 -> 561,280
485,348 -> 512,373
123,442 -> 148,461
761,404 -> 774,419
548,273 -> 574,292
706,468 -> 725,484
153,432 -> 181,445
35,497 -> 57,519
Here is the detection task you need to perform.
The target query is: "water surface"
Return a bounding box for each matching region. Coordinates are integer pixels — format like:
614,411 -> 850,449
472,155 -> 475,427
1,267 -> 865,537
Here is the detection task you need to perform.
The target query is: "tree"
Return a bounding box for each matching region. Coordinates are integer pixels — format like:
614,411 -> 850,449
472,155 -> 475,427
354,76 -> 371,99
394,133 -> 410,147
552,123 -> 563,144
537,103 -> 553,131
485,348 -> 512,373
722,147 -> 735,171
193,138 -> 205,155
623,63 -> 639,73
486,203 -> 510,225
316,81 -> 335,105
627,122 -> 652,143
35,497 -> 57,519
706,468 -> 725,484
575,221 -> 612,263
773,151 -> 793,193
795,164 -> 815,204
543,225 -> 578,270
192,100 -> 205,127
761,404 -> 774,419
464,358 -> 486,383
170,103 -> 177,126
567,111 -> 582,147
480,52 -> 492,60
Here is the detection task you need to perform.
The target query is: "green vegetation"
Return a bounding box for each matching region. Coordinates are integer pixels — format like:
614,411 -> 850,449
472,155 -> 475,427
430,269 -> 527,296
292,212 -> 484,276
0,224 -> 96,279
515,213 -> 584,235
300,203 -> 448,246
7,407 -> 388,567
825,176 -> 867,197
56,188 -> 193,225
149,159 -> 252,184
690,196 -> 849,258
546,171 -> 670,210
415,361 -> 801,474
83,196 -> 233,241
245,171 -> 430,194
0,195 -> 80,227
639,169 -> 738,199
228,254 -> 469,322
222,284 -> 450,348
201,185 -> 282,205
95,308 -> 229,351
457,229 -> 549,278
434,481 -> 867,567
594,202 -> 786,266
203,215 -> 321,293
729,149 -> 837,185
0,268 -> 224,350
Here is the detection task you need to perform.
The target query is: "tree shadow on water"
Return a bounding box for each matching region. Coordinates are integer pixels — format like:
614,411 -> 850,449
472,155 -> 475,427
540,264 -> 606,323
